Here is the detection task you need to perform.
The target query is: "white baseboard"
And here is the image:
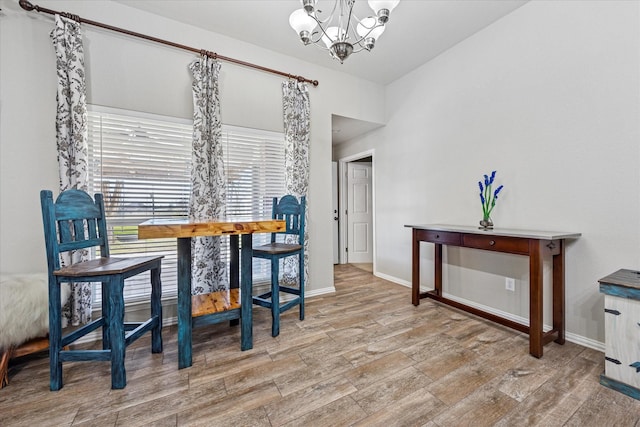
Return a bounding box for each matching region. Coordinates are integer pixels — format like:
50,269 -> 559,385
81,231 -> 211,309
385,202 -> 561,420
305,285 -> 336,298
375,271 -> 411,287
373,271 -> 605,353
564,331 -> 605,352
253,283 -> 336,299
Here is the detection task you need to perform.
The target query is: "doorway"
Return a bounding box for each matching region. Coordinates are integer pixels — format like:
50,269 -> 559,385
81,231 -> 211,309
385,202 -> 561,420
338,150 -> 375,271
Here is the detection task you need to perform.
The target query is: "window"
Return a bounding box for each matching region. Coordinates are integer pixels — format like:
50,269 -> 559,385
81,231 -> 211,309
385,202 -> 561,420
87,106 -> 285,304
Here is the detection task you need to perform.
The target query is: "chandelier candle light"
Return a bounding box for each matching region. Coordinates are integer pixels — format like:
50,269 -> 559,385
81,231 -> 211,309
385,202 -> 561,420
289,0 -> 400,63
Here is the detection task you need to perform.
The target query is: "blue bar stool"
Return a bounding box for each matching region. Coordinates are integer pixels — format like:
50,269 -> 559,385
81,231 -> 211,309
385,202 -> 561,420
252,195 -> 306,337
40,189 -> 163,390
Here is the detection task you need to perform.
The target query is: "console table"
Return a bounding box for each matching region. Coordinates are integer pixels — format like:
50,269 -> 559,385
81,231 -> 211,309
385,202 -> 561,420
405,224 -> 580,358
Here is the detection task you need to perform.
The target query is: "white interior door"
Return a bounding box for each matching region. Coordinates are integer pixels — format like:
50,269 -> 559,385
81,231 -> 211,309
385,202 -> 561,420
347,162 -> 373,263
332,161 -> 339,264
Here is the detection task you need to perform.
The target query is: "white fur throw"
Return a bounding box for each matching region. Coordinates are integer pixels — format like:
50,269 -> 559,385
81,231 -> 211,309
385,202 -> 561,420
0,274 -> 71,351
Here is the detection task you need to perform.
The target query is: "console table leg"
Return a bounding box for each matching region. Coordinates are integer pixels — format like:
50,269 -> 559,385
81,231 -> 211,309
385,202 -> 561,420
434,243 -> 443,297
553,240 -> 565,344
412,230 -> 420,306
529,239 -> 544,358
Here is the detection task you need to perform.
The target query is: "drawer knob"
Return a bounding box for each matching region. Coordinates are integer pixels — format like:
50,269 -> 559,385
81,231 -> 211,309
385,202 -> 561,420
435,234 -> 440,239
489,240 -> 495,246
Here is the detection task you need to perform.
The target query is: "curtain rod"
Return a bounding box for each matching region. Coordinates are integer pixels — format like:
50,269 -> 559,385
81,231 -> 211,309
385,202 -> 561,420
19,0 -> 319,87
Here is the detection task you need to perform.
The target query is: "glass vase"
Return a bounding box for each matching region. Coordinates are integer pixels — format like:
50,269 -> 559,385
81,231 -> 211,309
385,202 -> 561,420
479,217 -> 493,230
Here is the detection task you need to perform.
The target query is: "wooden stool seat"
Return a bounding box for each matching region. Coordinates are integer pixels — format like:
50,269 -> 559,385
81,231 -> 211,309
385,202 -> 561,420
55,256 -> 162,277
253,243 -> 302,256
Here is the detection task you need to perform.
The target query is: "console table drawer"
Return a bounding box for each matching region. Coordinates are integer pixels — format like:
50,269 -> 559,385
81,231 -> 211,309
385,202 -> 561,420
419,230 -> 461,245
461,234 -> 529,254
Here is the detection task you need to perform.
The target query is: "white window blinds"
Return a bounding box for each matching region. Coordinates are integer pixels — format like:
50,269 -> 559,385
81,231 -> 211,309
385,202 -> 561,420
87,106 -> 285,304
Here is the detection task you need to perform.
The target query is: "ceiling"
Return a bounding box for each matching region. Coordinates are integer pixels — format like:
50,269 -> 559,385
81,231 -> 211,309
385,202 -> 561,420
116,0 -> 528,86
115,0 -> 529,143
332,114 -> 383,145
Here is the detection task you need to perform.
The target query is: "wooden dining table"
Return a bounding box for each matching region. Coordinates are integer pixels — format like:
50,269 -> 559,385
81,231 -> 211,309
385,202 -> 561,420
138,217 -> 285,369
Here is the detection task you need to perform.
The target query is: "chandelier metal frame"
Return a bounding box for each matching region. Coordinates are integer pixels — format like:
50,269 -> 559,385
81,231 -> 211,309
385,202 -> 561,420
289,0 -> 400,63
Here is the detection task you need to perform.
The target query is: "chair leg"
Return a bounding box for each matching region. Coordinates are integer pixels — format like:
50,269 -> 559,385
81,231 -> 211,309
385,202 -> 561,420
109,278 -> 126,389
101,281 -> 110,350
150,266 -> 163,354
271,258 -> 280,337
49,280 -> 63,391
299,252 -> 305,321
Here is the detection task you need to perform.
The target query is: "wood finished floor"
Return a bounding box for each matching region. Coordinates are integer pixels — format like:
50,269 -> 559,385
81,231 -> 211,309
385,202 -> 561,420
2,264 -> 639,426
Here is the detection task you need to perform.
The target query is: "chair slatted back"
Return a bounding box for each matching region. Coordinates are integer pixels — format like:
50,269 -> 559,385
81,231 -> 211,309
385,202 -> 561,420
271,195 -> 306,245
40,189 -> 110,272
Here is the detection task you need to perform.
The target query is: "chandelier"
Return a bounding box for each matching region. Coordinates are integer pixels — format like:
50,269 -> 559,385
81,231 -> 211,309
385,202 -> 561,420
289,0 -> 400,63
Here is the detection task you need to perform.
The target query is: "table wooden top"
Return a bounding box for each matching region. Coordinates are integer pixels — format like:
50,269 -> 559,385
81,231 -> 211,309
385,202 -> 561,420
404,223 -> 581,241
138,218 -> 285,239
598,269 -> 640,291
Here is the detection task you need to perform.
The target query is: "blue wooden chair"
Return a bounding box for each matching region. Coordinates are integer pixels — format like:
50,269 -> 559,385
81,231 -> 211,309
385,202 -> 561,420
252,195 -> 306,337
40,189 -> 163,390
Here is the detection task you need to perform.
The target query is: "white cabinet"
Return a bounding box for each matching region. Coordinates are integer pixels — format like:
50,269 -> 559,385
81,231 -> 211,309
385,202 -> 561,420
599,269 -> 640,400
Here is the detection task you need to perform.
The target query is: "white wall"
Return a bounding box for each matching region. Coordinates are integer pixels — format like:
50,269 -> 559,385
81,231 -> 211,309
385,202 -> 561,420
0,0 -> 386,299
335,0 -> 640,346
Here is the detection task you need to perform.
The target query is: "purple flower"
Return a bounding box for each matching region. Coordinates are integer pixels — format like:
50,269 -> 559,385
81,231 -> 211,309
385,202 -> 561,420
478,171 -> 504,219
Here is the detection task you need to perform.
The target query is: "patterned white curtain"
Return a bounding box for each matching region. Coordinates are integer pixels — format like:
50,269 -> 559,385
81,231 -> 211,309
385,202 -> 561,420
282,80 -> 311,287
188,55 -> 228,294
50,14 -> 91,326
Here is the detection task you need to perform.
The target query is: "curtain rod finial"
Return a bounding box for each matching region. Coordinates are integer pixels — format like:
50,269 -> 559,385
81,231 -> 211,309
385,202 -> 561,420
293,75 -> 319,86
19,0 -> 35,11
